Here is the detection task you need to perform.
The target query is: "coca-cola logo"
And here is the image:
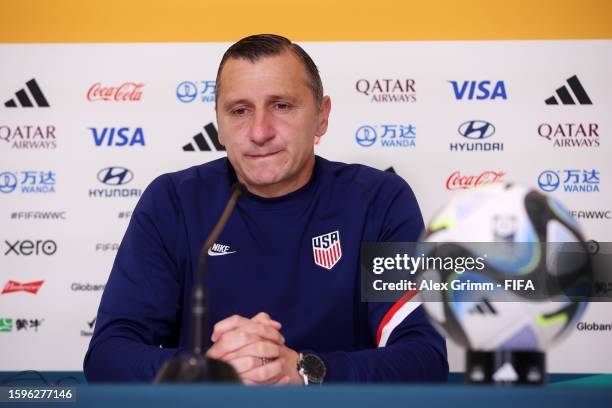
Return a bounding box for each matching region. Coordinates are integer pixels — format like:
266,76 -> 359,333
446,170 -> 505,190
86,82 -> 144,102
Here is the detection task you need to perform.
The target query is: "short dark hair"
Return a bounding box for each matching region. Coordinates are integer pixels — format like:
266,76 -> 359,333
215,34 -> 324,107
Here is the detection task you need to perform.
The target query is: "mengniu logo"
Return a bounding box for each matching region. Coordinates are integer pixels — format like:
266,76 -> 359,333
538,123 -> 599,147
451,120 -> 503,152
87,82 -> 144,102
449,81 -> 507,100
355,79 -> 416,103
97,167 -> 134,186
355,124 -> 416,148
4,78 -> 50,108
0,317 -> 44,333
0,171 -> 56,194
183,123 -> 225,151
89,167 -> 141,198
0,125 -> 56,149
89,127 -> 145,147
538,169 -> 600,193
545,75 -> 592,105
1,280 -> 44,295
446,170 -> 506,190
176,81 -> 216,103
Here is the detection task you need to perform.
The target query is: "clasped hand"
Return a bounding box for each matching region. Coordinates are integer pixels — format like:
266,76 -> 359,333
206,312 -> 303,385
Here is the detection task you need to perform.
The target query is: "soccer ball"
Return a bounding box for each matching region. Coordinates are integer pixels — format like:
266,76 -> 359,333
417,183 -> 591,351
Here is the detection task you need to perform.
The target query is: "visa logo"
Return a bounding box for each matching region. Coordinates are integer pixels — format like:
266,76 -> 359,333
89,127 -> 145,146
449,81 -> 507,100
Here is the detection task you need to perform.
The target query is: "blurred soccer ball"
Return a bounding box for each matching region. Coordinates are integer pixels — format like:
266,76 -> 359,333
418,183 -> 591,351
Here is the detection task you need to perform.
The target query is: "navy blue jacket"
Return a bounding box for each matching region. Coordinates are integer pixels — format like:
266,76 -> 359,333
84,156 -> 448,382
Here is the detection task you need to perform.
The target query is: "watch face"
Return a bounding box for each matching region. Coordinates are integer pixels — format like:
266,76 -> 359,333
303,354 -> 326,382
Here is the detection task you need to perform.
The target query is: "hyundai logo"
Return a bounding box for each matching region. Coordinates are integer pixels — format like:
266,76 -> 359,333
0,172 -> 18,194
176,81 -> 198,103
458,120 -> 496,140
538,170 -> 560,192
97,167 -> 134,186
355,126 -> 377,147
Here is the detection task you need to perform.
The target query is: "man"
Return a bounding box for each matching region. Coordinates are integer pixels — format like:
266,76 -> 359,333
84,34 -> 448,384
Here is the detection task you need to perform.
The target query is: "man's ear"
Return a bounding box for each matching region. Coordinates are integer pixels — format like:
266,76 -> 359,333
314,96 -> 331,145
216,112 -> 226,146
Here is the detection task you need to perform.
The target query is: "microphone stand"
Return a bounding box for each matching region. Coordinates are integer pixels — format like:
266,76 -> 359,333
155,183 -> 246,383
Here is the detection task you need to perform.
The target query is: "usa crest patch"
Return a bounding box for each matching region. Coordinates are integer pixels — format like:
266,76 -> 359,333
312,230 -> 342,270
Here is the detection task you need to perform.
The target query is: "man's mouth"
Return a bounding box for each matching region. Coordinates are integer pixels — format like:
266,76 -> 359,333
246,151 -> 280,159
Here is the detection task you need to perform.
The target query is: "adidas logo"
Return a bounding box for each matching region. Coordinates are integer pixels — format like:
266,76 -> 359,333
468,298 -> 497,315
545,75 -> 592,105
4,78 -> 50,108
183,123 -> 225,152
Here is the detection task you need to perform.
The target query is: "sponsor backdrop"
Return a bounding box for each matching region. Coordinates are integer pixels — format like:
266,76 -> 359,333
1,1 -> 611,374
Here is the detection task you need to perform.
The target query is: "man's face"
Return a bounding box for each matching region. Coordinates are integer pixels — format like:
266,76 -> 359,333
216,51 -> 331,197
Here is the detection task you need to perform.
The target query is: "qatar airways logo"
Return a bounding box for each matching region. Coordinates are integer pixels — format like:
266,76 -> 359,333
355,79 -> 416,103
86,82 -> 144,102
446,171 -> 506,190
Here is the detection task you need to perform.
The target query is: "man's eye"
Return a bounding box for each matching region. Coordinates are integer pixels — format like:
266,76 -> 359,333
274,103 -> 290,110
231,108 -> 247,116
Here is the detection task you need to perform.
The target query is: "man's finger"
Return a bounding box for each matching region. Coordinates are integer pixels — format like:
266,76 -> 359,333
212,314 -> 281,342
240,358 -> 285,384
221,340 -> 281,361
211,314 -> 250,342
252,312 -> 282,330
236,322 -> 285,344
226,356 -> 272,374
207,331 -> 260,359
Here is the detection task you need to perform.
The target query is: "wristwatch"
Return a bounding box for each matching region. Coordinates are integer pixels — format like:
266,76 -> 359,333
297,352 -> 326,385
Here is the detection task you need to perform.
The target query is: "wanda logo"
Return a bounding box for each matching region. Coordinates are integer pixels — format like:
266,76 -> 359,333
446,170 -> 505,190
87,82 -> 144,101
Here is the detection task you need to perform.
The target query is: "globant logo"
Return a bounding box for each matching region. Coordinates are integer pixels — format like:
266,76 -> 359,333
449,80 -> 507,100
537,169 -> 600,193
451,120 -> 503,152
355,124 -> 416,148
86,82 -> 144,102
537,123 -> 599,147
88,127 -> 145,147
71,282 -> 106,292
176,81 -> 216,103
576,322 -> 612,332
446,170 -> 506,190
0,171 -> 56,194
0,125 -> 56,149
355,79 -> 416,103
89,167 -> 141,198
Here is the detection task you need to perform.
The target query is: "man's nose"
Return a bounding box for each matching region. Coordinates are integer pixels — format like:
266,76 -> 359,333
249,110 -> 275,145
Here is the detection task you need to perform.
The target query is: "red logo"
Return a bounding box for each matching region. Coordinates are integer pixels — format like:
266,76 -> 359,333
312,231 -> 342,270
1,280 -> 45,295
86,82 -> 144,102
446,170 -> 505,190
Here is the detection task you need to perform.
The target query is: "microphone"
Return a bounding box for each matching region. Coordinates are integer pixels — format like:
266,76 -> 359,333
155,183 -> 246,383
